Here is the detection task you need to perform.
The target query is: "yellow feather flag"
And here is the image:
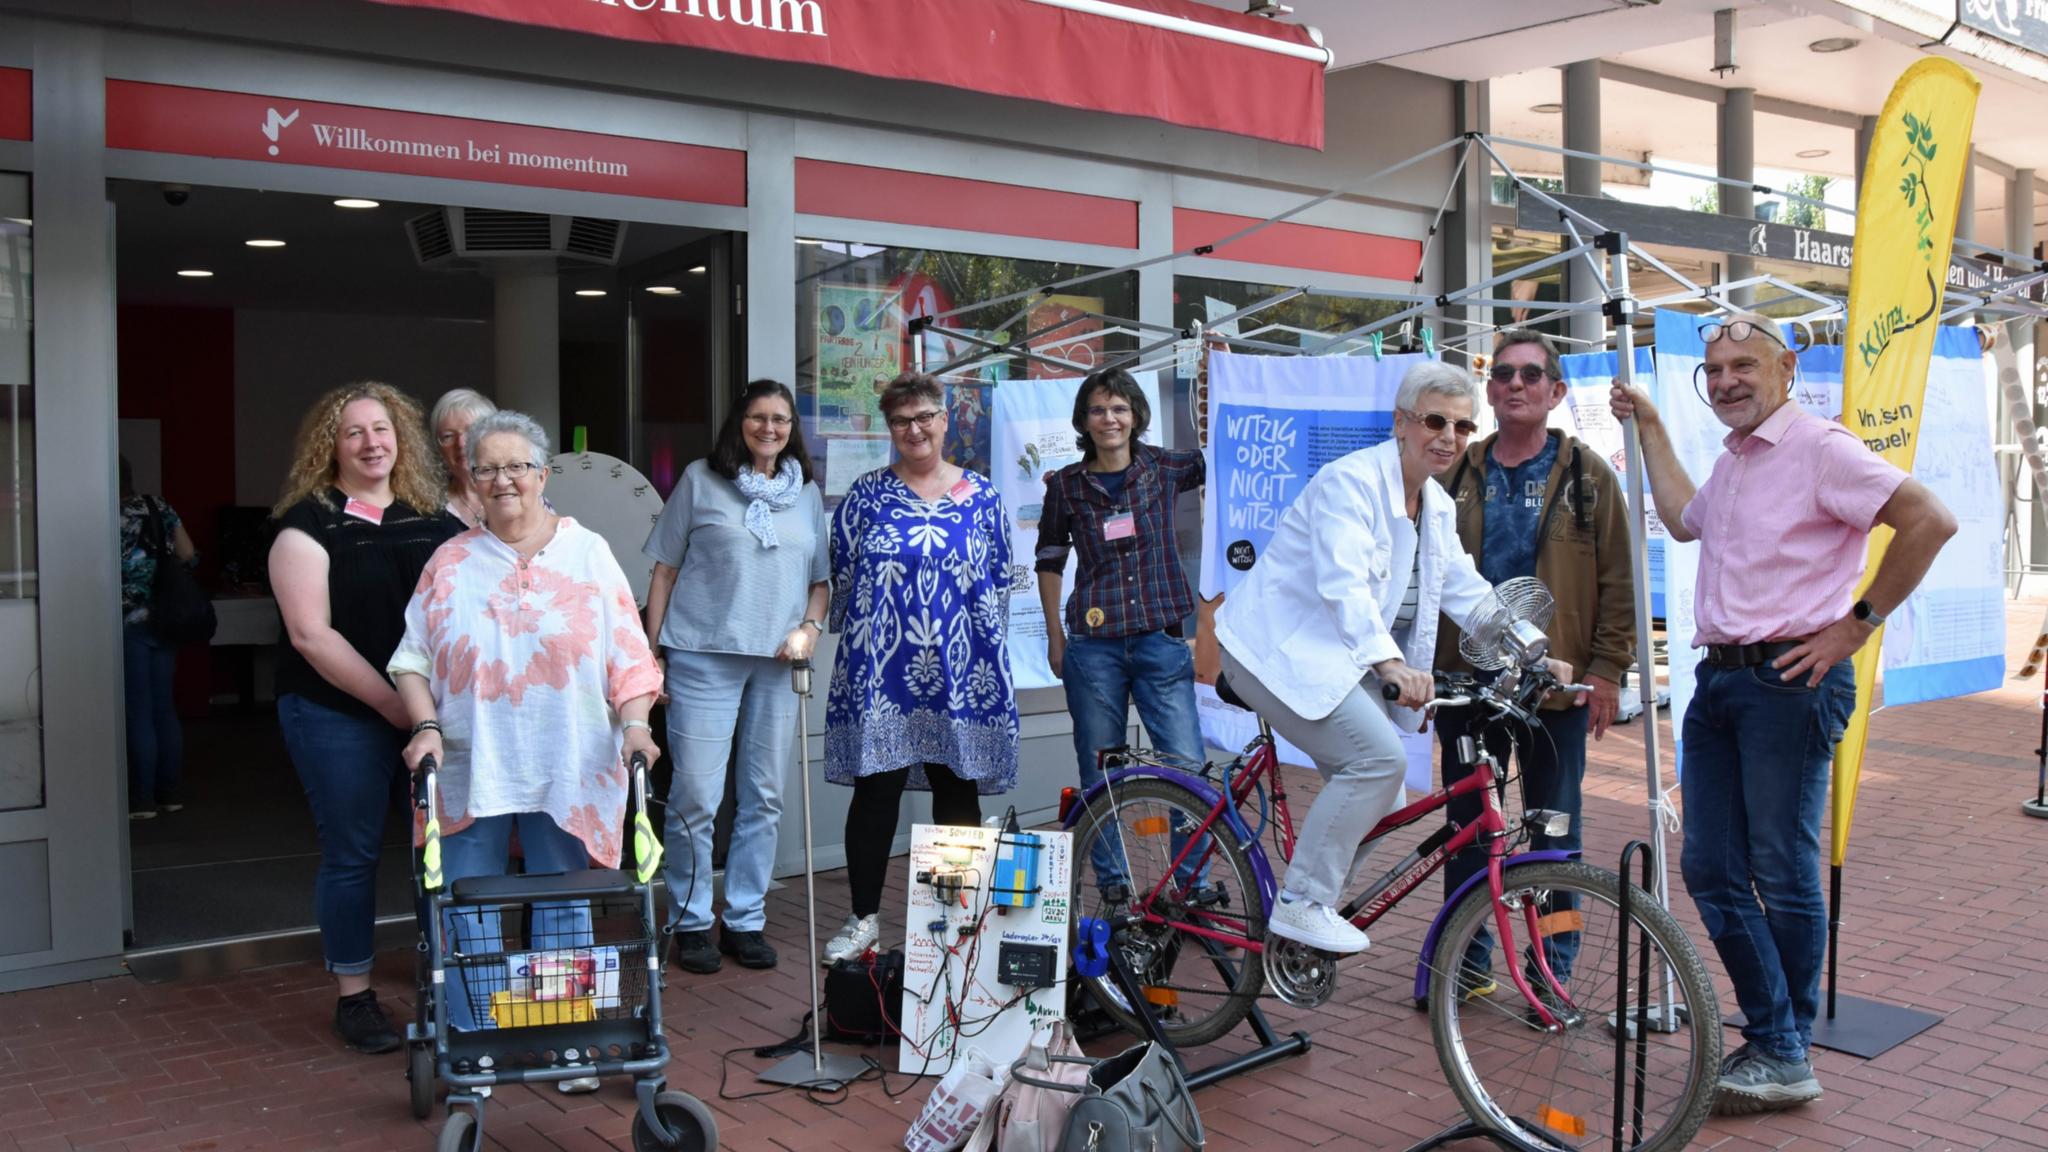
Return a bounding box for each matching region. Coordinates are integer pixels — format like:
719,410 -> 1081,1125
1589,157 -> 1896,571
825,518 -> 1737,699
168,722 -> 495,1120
1832,59 -> 1981,867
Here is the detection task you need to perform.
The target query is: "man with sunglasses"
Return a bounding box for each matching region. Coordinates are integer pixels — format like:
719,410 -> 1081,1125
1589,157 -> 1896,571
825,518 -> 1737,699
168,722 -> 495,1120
1611,311 -> 1956,1114
1433,329 -> 1636,1001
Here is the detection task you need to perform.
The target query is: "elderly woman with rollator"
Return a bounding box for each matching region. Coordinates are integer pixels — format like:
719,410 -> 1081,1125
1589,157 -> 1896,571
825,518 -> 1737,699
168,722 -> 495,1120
390,409 -> 662,1092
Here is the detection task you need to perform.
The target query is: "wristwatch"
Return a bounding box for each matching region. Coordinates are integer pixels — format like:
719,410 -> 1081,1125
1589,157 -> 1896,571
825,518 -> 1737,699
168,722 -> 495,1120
1852,599 -> 1887,626
801,618 -> 824,633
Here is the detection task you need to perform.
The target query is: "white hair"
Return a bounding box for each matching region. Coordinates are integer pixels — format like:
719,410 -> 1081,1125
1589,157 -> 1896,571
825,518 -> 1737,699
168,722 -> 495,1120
1395,360 -> 1481,412
465,409 -> 552,471
430,387 -> 497,433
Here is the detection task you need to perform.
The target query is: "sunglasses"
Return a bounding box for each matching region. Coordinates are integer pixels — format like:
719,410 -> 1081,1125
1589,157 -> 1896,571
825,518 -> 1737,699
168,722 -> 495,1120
1487,363 -> 1553,386
1405,410 -> 1480,437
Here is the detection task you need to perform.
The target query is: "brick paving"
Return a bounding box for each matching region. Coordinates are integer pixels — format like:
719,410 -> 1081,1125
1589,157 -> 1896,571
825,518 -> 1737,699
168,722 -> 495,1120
8,603 -> 2048,1151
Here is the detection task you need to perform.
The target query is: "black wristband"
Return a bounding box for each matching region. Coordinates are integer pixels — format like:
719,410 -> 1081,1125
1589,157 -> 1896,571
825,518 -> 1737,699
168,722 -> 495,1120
410,719 -> 442,737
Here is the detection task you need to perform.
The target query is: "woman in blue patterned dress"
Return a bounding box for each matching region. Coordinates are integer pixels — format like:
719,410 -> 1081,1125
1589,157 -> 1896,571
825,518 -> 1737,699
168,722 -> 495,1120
821,372 -> 1020,963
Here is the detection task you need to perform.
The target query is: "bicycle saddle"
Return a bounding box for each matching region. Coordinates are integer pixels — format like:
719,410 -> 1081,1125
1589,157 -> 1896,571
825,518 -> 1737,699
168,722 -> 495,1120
1212,670 -> 1251,712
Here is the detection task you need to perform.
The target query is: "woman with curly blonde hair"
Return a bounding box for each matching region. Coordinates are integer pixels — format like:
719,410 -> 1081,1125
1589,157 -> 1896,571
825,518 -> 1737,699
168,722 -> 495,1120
268,381 -> 460,1055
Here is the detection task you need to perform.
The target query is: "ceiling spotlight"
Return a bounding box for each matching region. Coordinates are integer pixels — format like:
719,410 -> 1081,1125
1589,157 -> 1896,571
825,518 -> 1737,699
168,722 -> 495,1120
333,198 -> 381,209
1808,37 -> 1859,53
176,269 -> 214,278
646,285 -> 682,296
1796,148 -> 1830,159
245,239 -> 287,248
574,289 -> 608,297
796,238 -> 826,245
1530,102 -> 1565,114
688,265 -> 707,274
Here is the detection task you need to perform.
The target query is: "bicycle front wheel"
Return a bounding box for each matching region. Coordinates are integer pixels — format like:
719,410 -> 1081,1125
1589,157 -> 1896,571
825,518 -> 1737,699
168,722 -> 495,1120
1427,860 -> 1720,1152
1069,776 -> 1266,1049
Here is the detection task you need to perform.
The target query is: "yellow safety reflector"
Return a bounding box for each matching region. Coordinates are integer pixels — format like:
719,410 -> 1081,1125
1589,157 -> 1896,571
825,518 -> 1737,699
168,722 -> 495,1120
1131,816 -> 1172,837
1535,910 -> 1585,938
1143,986 -> 1180,1007
634,809 -> 664,884
422,818 -> 444,892
1538,1107 -> 1587,1138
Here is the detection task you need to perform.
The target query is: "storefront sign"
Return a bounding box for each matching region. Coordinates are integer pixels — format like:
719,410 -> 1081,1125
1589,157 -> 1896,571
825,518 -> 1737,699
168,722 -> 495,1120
1173,208 -> 1420,281
1959,0 -> 2048,57
0,68 -> 28,141
104,81 -> 746,204
1516,191 -> 2046,303
365,0 -> 1328,149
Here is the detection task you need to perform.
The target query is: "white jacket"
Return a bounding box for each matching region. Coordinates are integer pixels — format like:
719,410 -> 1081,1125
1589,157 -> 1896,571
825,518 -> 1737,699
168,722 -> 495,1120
1215,438 -> 1493,730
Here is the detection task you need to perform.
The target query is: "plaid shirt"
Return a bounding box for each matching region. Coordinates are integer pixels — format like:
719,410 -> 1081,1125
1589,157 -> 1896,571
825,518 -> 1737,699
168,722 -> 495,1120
1034,444 -> 1204,638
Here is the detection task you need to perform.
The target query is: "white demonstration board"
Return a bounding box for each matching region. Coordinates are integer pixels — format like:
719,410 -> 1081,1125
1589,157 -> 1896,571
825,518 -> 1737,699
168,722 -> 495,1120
899,823 -> 1073,1072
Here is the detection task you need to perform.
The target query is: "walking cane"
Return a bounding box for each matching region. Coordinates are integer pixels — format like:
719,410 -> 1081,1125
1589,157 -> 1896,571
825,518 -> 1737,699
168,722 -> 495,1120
759,658 -> 870,1087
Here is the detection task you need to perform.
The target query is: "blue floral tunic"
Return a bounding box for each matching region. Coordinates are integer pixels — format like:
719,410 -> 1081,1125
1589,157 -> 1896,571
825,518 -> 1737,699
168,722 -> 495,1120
826,467 -> 1019,793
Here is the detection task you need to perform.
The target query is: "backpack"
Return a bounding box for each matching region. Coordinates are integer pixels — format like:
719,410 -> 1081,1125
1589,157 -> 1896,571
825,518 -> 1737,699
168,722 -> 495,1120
143,497 -> 216,646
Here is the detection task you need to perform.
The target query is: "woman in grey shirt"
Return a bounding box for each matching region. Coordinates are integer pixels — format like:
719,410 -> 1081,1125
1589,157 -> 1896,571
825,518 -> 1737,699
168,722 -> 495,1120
643,379 -> 828,975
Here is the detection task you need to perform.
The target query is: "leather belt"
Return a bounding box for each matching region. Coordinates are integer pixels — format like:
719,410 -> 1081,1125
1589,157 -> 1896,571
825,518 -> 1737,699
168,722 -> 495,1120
1702,639 -> 1806,668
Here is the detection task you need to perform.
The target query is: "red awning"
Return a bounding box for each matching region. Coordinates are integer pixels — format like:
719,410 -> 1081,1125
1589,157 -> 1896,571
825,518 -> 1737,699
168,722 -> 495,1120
362,0 -> 1329,149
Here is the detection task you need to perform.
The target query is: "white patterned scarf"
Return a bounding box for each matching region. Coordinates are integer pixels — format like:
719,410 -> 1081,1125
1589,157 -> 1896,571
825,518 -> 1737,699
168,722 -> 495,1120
735,457 -> 803,548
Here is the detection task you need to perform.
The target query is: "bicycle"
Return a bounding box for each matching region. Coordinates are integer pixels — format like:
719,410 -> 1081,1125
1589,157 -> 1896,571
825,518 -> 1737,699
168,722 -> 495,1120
1058,660 -> 1720,1152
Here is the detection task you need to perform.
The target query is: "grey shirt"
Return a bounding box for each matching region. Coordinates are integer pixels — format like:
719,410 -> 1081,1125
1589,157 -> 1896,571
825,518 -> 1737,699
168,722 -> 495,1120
642,458 -> 830,657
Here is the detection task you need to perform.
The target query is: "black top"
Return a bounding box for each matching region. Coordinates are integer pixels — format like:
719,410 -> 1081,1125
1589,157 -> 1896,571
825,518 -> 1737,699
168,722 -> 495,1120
272,490 -> 460,721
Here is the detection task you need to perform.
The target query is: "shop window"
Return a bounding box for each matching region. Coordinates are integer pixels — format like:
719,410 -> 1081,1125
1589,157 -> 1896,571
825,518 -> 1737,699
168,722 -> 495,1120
794,240 -> 1138,501
0,172 -> 39,812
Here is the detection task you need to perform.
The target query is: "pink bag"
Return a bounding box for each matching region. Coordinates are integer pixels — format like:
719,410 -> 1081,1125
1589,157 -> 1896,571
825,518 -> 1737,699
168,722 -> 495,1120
965,1023 -> 1092,1152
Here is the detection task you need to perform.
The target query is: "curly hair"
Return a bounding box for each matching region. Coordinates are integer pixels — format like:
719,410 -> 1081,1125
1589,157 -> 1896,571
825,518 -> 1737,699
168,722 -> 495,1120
272,382 -> 444,517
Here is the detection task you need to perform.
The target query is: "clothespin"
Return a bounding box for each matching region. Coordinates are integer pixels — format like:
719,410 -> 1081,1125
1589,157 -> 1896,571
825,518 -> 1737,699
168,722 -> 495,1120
1370,332 -> 1384,361
1421,327 -> 1437,358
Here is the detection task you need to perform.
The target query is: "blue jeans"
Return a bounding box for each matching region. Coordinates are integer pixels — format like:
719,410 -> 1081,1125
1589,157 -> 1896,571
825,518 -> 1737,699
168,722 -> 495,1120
123,622 -> 183,809
439,812 -> 594,1031
277,692 -> 408,976
1680,659 -> 1855,1064
1065,631 -> 1206,890
660,648 -> 795,933
1437,702 -> 1588,983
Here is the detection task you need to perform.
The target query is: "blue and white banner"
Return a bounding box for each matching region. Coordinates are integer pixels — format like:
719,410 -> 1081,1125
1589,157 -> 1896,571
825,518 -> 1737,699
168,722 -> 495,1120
1558,346 -> 1663,617
1199,350 -> 1424,599
991,372 -> 1163,691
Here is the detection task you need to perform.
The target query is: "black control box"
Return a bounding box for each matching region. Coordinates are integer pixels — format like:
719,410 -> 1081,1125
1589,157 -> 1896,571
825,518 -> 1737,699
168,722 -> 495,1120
996,941 -> 1058,989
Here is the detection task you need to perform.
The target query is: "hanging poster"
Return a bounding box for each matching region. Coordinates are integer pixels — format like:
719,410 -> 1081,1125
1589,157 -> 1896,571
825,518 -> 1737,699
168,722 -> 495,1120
1559,347 -> 1663,617
815,283 -> 901,434
1025,295 -> 1105,379
921,327 -> 1010,478
1198,350 -> 1423,600
992,372 -> 1164,690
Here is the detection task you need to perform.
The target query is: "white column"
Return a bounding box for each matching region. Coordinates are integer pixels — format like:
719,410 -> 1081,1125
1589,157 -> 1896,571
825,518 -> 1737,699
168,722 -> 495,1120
1719,87 -> 1756,307
1562,61 -> 1603,348
492,260 -> 560,445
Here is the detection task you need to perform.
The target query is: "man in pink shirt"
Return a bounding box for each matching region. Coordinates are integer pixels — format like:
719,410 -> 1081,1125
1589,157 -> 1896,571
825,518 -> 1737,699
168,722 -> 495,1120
1611,312 -> 1955,1115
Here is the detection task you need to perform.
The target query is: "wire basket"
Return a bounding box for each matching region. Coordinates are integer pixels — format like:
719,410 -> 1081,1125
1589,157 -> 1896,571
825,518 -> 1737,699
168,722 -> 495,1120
442,893 -> 654,1031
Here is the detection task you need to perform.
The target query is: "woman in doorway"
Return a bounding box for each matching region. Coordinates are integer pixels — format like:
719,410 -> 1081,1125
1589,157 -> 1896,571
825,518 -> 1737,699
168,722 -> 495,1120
270,382 -> 458,1055
119,455 -> 197,820
392,410 -> 661,1091
820,372 -> 1019,964
642,379 -> 828,975
431,388 -> 497,529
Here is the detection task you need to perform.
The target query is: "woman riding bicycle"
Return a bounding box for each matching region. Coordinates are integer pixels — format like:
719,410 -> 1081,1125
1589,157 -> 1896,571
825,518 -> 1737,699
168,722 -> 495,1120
1215,361 -> 1567,955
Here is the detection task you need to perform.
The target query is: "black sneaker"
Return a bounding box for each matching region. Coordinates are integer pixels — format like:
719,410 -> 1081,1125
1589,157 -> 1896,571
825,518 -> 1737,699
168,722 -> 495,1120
670,929 -> 721,975
719,925 -> 779,970
334,989 -> 401,1054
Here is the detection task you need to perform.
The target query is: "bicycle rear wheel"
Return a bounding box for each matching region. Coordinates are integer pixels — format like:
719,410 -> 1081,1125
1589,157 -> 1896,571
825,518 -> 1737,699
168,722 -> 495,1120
1069,776 -> 1266,1049
1427,860 -> 1719,1152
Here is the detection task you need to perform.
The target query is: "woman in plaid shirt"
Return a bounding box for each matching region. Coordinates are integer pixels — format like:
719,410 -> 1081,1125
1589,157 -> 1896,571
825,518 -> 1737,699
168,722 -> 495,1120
1035,368 -> 1206,890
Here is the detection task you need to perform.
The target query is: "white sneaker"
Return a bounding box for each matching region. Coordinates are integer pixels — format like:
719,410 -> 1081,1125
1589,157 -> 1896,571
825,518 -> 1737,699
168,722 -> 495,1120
1267,894 -> 1370,954
821,914 -> 880,966
557,1075 -> 601,1094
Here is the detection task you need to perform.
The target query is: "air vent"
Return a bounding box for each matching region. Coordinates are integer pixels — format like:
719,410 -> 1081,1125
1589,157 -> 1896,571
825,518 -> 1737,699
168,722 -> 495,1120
405,207 -> 628,269
565,217 -> 624,261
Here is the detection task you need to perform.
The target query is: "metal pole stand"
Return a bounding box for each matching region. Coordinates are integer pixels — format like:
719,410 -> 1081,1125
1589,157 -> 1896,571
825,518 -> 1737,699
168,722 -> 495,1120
2025,677 -> 2048,818
759,659 -> 870,1089
1072,915 -> 1310,1094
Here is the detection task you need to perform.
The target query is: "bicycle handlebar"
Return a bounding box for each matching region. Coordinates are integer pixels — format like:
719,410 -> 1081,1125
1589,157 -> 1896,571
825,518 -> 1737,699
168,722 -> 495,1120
1380,669 -> 1591,717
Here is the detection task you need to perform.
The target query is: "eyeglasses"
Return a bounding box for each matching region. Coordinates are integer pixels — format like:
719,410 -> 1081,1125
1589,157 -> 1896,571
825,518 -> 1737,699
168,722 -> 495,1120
744,413 -> 794,428
1087,404 -> 1134,420
1698,319 -> 1789,350
1487,363 -> 1552,387
887,410 -> 944,432
1405,410 -> 1480,437
471,461 -> 539,482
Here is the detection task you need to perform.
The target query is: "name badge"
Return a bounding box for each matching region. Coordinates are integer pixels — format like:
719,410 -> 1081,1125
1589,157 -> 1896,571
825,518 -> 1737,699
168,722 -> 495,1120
1103,512 -> 1137,541
342,498 -> 385,525
947,477 -> 977,503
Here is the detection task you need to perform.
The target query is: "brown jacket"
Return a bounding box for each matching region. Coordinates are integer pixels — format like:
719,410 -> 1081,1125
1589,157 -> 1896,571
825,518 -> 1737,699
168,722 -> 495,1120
1432,430 -> 1636,708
